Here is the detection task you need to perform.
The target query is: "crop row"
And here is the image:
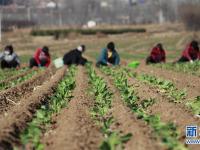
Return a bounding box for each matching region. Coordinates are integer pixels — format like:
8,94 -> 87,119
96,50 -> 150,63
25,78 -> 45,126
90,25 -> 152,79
186,96 -> 200,115
18,66 -> 76,150
0,68 -> 28,81
155,61 -> 200,77
31,28 -> 146,37
133,72 -> 200,116
86,64 -> 132,150
138,74 -> 187,103
0,69 -> 39,90
100,66 -> 187,150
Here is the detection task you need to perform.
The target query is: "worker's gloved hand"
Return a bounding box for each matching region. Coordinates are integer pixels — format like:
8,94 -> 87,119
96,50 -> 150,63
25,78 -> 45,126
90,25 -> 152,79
16,66 -> 20,70
190,60 -> 194,64
107,62 -> 112,66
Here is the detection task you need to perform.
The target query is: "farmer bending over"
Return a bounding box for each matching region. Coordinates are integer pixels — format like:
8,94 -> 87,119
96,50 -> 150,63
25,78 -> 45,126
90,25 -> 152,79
146,43 -> 166,65
0,45 -> 20,69
96,42 -> 120,67
177,40 -> 200,63
63,45 -> 88,66
29,46 -> 51,68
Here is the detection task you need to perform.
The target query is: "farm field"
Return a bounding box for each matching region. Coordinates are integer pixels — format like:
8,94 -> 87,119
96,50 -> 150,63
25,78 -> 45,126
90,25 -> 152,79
0,24 -> 200,150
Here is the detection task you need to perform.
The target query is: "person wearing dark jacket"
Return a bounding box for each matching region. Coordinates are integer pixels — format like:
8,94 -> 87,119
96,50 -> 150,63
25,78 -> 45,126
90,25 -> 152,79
177,40 -> 200,63
96,42 -> 120,67
0,45 -> 20,69
63,45 -> 87,66
29,46 -> 51,68
146,43 -> 166,64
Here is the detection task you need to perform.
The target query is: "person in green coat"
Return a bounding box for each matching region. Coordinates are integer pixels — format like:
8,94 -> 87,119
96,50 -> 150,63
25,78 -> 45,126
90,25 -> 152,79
96,42 -> 120,67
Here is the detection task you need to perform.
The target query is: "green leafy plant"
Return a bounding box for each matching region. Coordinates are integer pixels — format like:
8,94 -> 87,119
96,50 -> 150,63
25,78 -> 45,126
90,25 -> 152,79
140,98 -> 155,109
155,61 -> 200,77
186,96 -> 200,115
19,66 -> 76,150
100,66 -> 188,150
0,68 -> 29,82
86,64 -> 132,150
138,74 -> 187,103
0,69 -> 39,90
100,132 -> 132,150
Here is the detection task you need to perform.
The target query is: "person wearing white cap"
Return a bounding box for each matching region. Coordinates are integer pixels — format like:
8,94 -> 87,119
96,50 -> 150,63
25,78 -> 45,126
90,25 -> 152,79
63,45 -> 88,66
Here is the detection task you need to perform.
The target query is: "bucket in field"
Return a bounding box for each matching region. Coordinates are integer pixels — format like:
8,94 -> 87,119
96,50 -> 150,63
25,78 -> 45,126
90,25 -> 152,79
53,57 -> 64,68
128,61 -> 140,69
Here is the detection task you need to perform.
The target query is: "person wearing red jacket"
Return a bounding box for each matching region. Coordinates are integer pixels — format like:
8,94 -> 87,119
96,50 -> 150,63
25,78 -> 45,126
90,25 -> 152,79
146,43 -> 166,64
177,40 -> 200,63
29,46 -> 51,68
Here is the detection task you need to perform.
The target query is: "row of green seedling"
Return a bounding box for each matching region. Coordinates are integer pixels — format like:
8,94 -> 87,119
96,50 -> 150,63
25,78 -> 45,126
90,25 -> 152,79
186,96 -> 200,116
0,69 -> 39,90
0,68 -> 29,81
100,66 -> 187,150
155,61 -> 200,77
86,64 -> 132,150
18,66 -> 76,150
138,73 -> 187,103
121,68 -> 200,116
136,72 -> 200,116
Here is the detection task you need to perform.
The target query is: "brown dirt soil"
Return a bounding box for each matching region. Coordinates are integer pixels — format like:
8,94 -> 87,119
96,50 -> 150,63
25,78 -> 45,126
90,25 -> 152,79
43,66 -> 103,150
134,63 -> 200,100
95,68 -> 165,150
127,77 -> 200,150
0,67 -> 56,114
0,67 -> 66,150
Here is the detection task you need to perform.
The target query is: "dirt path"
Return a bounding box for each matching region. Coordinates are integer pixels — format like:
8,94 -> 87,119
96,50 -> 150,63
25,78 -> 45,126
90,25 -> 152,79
43,66 -> 102,150
0,67 -> 56,114
135,63 -> 200,100
94,68 -> 164,150
128,77 -> 200,150
0,67 -> 66,149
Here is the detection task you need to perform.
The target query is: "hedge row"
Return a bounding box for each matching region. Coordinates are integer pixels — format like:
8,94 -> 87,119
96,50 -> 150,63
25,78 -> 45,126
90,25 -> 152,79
30,28 -> 146,36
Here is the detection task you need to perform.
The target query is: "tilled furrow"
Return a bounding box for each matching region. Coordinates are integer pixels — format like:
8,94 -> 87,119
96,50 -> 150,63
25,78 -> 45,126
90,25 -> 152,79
43,66 -> 102,150
0,67 -> 66,149
95,67 -> 164,150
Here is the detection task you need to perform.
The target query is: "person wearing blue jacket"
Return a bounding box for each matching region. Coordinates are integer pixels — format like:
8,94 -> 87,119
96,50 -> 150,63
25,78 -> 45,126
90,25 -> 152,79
96,42 -> 120,67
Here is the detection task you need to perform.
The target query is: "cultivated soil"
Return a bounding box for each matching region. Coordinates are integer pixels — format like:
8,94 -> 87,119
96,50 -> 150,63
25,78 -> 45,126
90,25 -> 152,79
0,67 -> 56,114
135,62 -> 200,100
0,67 -> 66,150
43,66 -> 103,150
127,76 -> 200,150
0,69 -> 33,85
95,67 -> 165,150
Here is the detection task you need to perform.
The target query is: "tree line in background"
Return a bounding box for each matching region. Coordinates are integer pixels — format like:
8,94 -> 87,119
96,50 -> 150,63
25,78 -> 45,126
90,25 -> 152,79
0,0 -> 200,31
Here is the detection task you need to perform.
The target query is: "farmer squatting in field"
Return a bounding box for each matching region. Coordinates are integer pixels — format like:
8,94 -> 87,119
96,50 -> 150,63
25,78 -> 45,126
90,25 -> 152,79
1,40 -> 199,70
29,46 -> 51,68
177,40 -> 200,63
63,45 -> 88,66
0,45 -> 20,69
146,43 -> 166,65
96,42 -> 120,67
